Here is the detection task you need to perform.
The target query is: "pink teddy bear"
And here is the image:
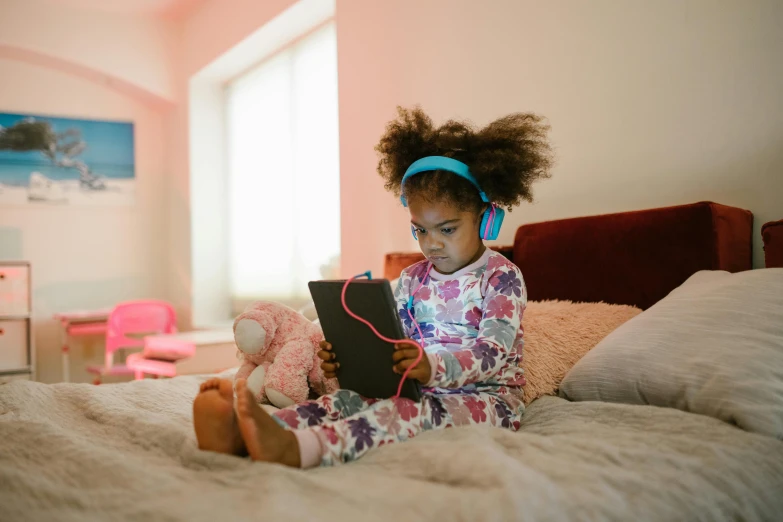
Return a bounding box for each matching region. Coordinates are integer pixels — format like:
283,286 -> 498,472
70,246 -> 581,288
233,301 -> 339,408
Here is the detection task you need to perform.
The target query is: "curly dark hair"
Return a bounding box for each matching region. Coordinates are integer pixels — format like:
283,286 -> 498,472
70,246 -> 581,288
375,106 -> 553,213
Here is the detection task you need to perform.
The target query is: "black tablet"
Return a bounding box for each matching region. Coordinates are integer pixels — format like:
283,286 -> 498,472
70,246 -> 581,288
308,279 -> 422,402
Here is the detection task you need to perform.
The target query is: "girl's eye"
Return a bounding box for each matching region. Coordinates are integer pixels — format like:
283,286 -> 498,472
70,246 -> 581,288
416,228 -> 427,235
441,228 -> 455,235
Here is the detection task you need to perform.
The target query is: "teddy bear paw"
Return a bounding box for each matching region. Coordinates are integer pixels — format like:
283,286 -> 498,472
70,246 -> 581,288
244,365 -> 268,401
265,387 -> 296,409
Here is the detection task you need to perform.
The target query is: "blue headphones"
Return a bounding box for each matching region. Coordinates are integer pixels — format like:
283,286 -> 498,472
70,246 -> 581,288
400,156 -> 505,241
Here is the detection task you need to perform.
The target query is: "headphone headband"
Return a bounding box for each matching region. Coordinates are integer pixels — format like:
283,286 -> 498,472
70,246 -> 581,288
400,156 -> 489,207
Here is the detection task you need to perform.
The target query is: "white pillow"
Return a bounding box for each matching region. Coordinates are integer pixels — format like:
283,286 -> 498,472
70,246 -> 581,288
559,269 -> 783,439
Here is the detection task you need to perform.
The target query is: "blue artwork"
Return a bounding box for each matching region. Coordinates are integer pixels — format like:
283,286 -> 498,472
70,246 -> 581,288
0,112 -> 134,205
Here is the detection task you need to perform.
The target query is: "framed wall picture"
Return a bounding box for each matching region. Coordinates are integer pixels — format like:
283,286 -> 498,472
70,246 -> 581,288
0,112 -> 134,206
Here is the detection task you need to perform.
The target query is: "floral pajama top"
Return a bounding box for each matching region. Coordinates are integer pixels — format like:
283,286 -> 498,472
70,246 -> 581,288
394,248 -> 527,401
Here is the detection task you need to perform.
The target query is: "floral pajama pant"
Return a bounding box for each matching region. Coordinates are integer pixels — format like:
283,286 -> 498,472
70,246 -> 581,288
272,387 -> 524,466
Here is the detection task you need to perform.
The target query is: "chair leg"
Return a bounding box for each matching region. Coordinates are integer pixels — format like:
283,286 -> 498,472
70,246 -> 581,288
135,370 -> 143,380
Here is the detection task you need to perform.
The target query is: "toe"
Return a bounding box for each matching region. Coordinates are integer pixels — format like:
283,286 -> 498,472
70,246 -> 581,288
241,385 -> 256,406
235,387 -> 248,412
235,385 -> 258,418
235,380 -> 249,399
200,378 -> 220,392
193,389 -> 210,415
217,379 -> 234,400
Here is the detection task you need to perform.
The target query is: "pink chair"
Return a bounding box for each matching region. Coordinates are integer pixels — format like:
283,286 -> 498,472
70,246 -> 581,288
86,300 -> 177,384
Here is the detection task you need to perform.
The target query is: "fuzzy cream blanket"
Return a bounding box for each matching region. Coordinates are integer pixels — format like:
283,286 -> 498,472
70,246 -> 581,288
1,376 -> 782,521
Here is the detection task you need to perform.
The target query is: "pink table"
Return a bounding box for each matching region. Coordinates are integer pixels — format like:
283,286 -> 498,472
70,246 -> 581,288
127,329 -> 235,378
53,308 -> 112,383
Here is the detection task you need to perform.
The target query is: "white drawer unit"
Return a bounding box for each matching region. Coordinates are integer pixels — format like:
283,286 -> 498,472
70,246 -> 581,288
0,263 -> 30,316
0,262 -> 34,380
0,320 -> 29,370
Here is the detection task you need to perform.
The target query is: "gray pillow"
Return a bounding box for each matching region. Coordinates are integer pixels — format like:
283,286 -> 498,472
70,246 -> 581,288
559,268 -> 783,439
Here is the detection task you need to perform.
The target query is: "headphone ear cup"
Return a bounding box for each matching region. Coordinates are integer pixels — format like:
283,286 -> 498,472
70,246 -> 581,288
479,210 -> 490,241
489,207 -> 505,240
480,205 -> 505,240
411,225 -> 418,240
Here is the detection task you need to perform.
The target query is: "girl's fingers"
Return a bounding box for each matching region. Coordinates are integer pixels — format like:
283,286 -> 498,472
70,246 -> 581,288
393,363 -> 426,382
319,341 -> 332,351
394,359 -> 414,372
411,368 -> 429,383
317,350 -> 338,362
321,362 -> 339,373
324,372 -> 336,379
392,349 -> 420,363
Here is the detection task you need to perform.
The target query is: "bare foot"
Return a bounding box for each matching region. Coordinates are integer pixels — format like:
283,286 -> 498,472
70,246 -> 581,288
193,378 -> 246,455
235,378 -> 301,467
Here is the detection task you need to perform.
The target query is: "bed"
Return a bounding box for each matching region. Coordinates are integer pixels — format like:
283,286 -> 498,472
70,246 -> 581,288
2,201 -> 782,522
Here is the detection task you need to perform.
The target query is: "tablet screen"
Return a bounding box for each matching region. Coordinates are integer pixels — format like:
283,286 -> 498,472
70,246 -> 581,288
308,279 -> 421,402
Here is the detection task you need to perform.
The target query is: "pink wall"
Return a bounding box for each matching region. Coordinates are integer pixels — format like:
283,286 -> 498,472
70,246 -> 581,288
0,0 -> 177,104
176,0 -> 781,297
335,0 -> 783,274
182,0 -> 295,76
0,0 -> 175,382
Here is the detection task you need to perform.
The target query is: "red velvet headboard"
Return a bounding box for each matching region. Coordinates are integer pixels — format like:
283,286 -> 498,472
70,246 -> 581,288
384,201 -> 753,310
762,219 -> 783,268
514,201 -> 752,309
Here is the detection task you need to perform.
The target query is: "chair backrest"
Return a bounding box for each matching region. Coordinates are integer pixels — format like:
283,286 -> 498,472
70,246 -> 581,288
106,300 -> 177,353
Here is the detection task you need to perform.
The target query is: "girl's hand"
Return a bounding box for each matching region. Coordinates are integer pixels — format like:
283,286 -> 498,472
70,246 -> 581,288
392,341 -> 431,385
318,340 -> 339,379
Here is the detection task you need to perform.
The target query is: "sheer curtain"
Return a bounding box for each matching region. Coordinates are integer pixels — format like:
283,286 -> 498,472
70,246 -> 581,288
225,22 -> 340,309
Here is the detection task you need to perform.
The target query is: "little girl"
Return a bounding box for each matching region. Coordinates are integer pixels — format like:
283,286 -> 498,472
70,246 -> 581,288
192,106 -> 553,467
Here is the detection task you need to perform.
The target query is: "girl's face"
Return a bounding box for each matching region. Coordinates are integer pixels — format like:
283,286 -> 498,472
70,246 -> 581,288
408,196 -> 486,275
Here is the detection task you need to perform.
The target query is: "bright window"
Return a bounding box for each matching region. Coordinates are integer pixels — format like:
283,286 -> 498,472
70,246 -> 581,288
225,22 -> 340,310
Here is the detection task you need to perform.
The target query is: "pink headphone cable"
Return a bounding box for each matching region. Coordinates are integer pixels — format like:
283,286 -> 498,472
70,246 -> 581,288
483,203 -> 496,239
340,263 -> 433,399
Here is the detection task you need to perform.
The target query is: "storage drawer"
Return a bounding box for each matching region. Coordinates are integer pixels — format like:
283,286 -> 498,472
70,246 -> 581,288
0,264 -> 30,316
0,320 -> 29,371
